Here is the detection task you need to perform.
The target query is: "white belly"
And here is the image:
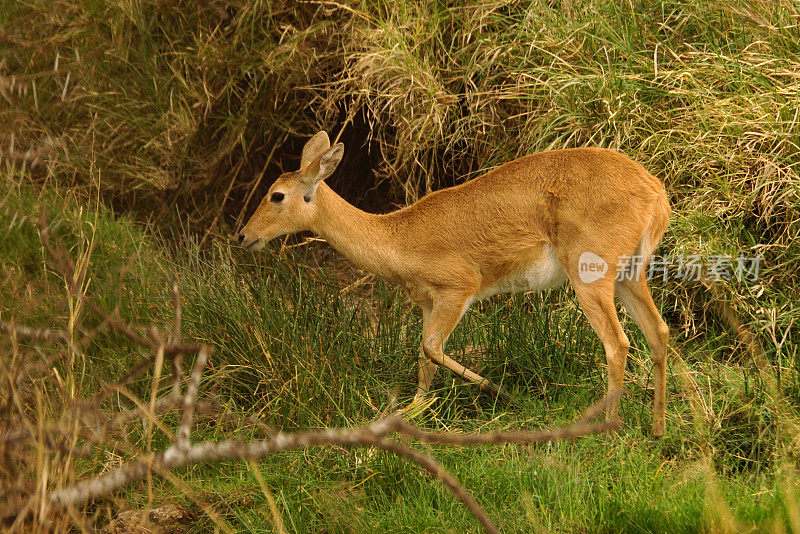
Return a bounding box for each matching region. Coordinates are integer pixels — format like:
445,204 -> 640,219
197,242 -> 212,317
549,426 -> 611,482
476,243 -> 567,300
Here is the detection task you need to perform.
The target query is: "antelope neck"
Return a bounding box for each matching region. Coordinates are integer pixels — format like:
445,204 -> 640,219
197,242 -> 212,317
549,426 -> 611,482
311,183 -> 400,279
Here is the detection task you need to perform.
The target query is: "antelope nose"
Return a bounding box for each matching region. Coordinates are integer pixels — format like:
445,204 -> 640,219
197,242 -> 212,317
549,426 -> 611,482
237,233 -> 245,245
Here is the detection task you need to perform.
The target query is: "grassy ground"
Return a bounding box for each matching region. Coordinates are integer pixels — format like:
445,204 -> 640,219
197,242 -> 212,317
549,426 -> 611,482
2,0 -> 800,532
2,174 -> 799,532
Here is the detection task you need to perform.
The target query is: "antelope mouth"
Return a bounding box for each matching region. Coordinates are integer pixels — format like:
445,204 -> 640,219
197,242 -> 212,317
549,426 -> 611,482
245,238 -> 265,251
240,236 -> 265,251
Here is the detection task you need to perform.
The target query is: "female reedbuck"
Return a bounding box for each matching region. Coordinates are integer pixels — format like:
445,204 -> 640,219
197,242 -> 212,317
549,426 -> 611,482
239,132 -> 671,435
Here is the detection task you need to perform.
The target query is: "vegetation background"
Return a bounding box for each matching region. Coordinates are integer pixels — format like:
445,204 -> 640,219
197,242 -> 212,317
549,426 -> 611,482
1,0 -> 799,531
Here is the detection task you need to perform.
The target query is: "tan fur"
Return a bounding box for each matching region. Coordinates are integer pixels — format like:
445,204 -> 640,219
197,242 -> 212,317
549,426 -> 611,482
239,131 -> 671,435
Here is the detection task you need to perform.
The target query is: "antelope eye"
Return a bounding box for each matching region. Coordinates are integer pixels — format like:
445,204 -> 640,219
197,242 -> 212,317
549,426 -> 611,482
270,192 -> 285,203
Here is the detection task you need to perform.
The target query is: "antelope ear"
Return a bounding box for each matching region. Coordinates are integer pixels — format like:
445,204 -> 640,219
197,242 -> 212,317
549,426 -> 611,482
317,143 -> 344,181
300,131 -> 331,169
300,143 -> 345,189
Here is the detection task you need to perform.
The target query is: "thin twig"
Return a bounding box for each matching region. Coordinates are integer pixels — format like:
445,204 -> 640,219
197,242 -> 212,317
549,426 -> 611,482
36,210 -> 204,355
235,133 -> 288,232
172,284 -> 182,344
397,414 -> 616,446
362,436 -> 499,534
176,347 -> 211,451
0,322 -> 69,344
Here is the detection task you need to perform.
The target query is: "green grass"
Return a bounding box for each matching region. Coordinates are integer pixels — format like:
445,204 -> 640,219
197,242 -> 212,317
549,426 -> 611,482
2,176 -> 799,532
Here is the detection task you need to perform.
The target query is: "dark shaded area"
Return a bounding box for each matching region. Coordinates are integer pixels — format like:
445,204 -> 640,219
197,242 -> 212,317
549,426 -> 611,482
226,112 -> 394,243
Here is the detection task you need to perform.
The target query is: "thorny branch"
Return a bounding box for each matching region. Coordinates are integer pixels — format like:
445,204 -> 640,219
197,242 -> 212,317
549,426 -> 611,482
0,213 -> 620,534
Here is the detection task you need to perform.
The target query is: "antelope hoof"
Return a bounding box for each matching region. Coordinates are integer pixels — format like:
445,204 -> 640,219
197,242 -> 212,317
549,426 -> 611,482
651,421 -> 665,438
482,381 -> 511,403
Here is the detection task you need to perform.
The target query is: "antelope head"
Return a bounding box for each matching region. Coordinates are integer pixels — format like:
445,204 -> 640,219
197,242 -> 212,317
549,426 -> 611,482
238,131 -> 344,250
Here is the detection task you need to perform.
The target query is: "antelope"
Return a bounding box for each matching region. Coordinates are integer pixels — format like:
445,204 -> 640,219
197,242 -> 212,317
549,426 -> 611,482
238,131 -> 671,435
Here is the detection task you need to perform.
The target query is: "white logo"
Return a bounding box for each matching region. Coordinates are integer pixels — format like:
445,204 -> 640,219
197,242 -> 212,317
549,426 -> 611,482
578,252 -> 608,283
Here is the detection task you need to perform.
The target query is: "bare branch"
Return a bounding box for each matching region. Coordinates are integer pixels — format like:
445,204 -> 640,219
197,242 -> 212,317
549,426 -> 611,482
397,414 -> 616,447
396,392 -> 619,446
49,406 -> 617,534
172,284 -> 182,344
49,417 -> 402,506
0,321 -> 70,344
175,347 -> 210,451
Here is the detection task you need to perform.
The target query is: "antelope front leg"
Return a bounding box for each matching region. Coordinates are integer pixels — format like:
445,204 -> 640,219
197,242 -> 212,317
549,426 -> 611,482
421,296 -> 508,400
416,346 -> 440,399
415,305 -> 438,400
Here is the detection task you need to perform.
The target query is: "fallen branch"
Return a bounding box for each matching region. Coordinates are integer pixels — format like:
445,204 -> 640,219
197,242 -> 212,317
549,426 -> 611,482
48,401 -> 617,522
